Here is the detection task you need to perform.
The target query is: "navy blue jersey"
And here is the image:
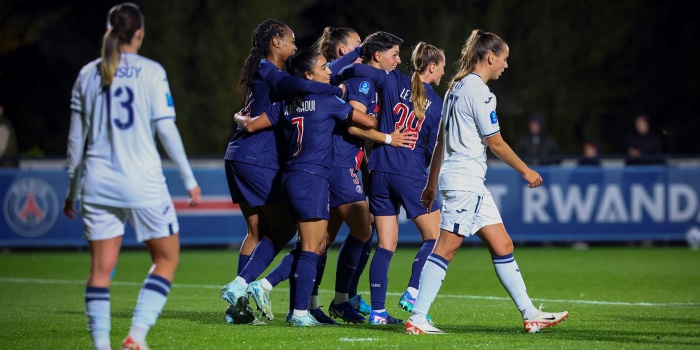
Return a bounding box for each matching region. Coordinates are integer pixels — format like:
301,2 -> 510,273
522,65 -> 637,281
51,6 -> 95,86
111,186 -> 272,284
267,94 -> 353,180
329,52 -> 376,169
224,59 -> 342,168
339,64 -> 442,181
346,77 -> 380,117
327,46 -> 361,76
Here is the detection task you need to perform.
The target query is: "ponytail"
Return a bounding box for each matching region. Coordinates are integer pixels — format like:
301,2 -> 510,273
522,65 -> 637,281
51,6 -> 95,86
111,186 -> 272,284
99,3 -> 144,88
449,29 -> 506,90
410,42 -> 444,120
100,29 -> 121,88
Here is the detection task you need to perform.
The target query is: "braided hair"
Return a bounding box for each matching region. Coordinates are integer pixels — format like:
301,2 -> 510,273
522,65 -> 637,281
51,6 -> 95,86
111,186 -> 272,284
239,19 -> 288,103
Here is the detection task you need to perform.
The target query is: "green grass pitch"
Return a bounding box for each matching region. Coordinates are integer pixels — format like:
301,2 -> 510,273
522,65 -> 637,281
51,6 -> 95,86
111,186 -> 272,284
1,246 -> 699,349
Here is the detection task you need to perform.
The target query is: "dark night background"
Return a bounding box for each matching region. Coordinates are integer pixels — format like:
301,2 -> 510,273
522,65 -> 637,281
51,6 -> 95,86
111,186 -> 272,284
1,0 -> 698,159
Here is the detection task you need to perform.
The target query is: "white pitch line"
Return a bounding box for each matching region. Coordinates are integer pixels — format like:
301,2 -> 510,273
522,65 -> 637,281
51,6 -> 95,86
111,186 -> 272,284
1,277 -> 697,308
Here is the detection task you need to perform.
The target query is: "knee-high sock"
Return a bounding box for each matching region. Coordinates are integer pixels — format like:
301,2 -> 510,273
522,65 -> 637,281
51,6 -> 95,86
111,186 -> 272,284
369,247 -> 393,310
85,286 -> 110,350
240,239 -> 277,283
412,253 -> 448,317
492,253 -> 534,314
265,241 -> 300,287
350,226 -> 374,297
237,254 -> 250,275
407,239 -> 435,291
293,251 -> 319,311
336,235 -> 364,295
129,274 -> 171,343
312,246 -> 329,297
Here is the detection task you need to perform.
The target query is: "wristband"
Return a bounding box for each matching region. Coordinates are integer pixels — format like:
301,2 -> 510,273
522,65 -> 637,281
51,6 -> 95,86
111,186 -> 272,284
385,133 -> 392,144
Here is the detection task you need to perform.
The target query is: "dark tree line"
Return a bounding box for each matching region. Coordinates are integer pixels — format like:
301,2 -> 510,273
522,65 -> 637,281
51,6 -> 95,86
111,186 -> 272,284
1,0 -> 697,158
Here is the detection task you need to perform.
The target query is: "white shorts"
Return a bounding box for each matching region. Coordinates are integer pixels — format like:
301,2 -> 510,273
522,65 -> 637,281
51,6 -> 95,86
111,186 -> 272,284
439,189 -> 502,237
81,201 -> 180,242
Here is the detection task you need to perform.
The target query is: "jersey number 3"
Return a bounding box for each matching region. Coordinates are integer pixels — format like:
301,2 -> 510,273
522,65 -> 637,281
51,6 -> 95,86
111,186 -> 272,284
113,86 -> 135,130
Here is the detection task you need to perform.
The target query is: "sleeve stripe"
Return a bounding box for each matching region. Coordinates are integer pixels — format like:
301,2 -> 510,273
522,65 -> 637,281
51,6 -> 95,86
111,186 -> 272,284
153,116 -> 176,122
483,130 -> 501,138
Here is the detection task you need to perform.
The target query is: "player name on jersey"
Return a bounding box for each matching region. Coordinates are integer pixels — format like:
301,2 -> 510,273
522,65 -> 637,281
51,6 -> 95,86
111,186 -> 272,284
399,87 -> 432,110
284,100 -> 316,115
94,66 -> 143,79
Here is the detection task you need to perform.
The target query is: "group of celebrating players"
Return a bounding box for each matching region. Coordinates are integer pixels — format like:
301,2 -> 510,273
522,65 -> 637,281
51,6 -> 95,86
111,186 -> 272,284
67,5 -> 568,349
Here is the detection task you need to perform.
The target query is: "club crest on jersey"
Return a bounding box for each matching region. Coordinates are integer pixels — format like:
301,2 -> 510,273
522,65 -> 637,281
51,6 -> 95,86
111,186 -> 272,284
490,111 -> 498,124
3,177 -> 59,238
359,81 -> 370,94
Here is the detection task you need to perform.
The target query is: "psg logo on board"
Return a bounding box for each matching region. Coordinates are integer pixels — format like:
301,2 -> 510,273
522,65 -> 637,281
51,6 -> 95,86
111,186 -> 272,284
3,177 -> 59,238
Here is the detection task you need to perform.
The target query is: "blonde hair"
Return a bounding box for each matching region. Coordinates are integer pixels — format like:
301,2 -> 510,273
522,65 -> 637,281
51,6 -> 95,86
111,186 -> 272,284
448,29 -> 506,90
410,42 -> 445,120
100,3 -> 143,88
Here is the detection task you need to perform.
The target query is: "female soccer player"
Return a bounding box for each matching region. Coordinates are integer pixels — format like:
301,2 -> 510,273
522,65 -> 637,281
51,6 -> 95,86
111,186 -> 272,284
246,28 -> 418,324
405,29 -> 569,335
327,30 -> 419,322
220,19 -> 345,324
337,40 -> 446,325
63,3 -> 201,349
234,50 -> 376,326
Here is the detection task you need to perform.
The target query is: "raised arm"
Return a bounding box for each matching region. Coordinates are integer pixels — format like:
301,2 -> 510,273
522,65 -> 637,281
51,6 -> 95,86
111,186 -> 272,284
334,64 -> 387,86
328,46 -> 361,76
265,69 -> 343,97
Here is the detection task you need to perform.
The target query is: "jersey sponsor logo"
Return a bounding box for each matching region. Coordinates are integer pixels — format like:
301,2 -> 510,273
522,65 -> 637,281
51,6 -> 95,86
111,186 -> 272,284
359,81 -> 370,94
166,92 -> 174,107
490,111 -> 498,124
3,177 -> 59,238
484,96 -> 493,103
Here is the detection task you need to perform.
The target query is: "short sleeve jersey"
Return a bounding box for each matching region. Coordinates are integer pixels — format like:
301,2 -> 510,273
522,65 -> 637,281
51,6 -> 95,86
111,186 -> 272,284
266,94 -> 353,180
70,53 -> 176,207
343,65 -> 442,181
438,73 -> 500,192
328,76 -> 378,169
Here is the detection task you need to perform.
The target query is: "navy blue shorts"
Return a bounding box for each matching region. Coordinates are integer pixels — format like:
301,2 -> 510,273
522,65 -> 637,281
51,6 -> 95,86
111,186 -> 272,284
368,171 -> 439,219
225,160 -> 281,207
282,170 -> 330,221
329,167 -> 366,209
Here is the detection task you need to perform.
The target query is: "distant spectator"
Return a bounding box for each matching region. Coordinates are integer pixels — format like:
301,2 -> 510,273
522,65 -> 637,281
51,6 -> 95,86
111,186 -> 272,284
625,113 -> 664,165
577,140 -> 601,166
0,104 -> 19,167
514,114 -> 560,165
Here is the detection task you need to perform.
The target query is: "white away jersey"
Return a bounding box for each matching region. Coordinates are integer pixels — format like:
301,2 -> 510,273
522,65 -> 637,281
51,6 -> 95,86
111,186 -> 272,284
438,73 -> 500,192
69,53 -> 176,207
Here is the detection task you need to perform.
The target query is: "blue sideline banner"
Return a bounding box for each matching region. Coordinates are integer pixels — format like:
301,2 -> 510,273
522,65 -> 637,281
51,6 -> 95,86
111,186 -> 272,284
1,165 -> 698,248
